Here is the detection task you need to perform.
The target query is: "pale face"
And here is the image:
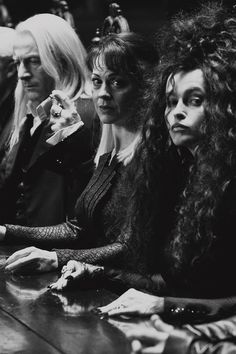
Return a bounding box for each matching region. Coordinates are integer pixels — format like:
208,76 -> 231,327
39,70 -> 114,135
13,32 -> 54,106
91,59 -> 137,127
165,69 -> 206,152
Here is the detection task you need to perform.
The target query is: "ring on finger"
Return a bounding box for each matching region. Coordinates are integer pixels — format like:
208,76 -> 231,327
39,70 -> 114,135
115,304 -> 125,310
52,106 -> 63,118
62,265 -> 72,274
62,265 -> 68,273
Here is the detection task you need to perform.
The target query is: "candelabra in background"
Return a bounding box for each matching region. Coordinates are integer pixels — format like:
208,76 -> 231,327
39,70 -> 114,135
92,2 -> 130,44
0,0 -> 13,27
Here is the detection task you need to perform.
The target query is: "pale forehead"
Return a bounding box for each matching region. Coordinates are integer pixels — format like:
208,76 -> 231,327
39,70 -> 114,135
166,69 -> 205,93
14,32 -> 39,57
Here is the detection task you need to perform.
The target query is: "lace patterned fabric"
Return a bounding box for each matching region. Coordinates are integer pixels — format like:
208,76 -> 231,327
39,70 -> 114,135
5,153 -> 136,269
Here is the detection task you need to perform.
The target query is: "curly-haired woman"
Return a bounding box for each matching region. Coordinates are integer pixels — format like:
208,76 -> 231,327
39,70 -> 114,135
51,2 -> 236,340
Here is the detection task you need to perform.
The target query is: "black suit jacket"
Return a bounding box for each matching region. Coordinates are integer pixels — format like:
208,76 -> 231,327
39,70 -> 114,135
0,98 -> 95,226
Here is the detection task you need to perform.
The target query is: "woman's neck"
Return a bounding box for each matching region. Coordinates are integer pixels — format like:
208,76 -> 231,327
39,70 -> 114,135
112,125 -> 139,153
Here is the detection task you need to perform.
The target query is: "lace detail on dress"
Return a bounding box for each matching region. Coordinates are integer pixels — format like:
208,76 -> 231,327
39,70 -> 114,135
55,242 -> 125,268
5,221 -> 82,247
5,153 -> 141,272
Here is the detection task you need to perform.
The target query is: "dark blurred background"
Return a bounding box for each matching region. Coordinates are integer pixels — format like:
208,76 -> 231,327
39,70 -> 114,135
3,0 -> 236,48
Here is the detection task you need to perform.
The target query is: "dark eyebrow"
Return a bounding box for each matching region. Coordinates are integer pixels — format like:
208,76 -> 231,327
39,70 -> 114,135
184,87 -> 205,95
166,87 -> 204,95
91,72 -> 122,80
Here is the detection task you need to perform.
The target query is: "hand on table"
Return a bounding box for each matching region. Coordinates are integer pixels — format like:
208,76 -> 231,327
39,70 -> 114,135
128,315 -> 174,354
5,246 -> 58,274
97,288 -> 164,317
48,260 -> 104,291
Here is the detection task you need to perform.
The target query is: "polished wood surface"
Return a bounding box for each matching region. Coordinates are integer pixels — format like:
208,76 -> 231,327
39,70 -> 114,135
0,246 -> 134,354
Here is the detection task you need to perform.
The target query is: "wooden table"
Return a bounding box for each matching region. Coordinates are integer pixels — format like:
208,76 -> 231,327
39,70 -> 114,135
0,245 -> 138,354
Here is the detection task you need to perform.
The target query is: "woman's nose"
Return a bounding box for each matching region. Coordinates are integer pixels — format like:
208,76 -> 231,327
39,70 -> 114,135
98,82 -> 111,98
173,100 -> 186,120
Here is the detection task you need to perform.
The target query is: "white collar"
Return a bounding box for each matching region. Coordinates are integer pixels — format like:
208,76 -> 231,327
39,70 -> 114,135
27,99 -> 52,135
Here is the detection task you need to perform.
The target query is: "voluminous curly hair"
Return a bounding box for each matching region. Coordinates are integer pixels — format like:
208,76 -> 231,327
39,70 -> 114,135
132,2 -> 236,274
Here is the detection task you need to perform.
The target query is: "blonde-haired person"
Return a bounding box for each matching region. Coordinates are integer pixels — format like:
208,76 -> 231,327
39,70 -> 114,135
0,32 -> 159,275
10,13 -> 92,148
0,13 -> 95,227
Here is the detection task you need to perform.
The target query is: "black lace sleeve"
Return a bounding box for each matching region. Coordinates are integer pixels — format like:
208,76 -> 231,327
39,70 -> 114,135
55,241 -> 126,268
4,220 -> 83,248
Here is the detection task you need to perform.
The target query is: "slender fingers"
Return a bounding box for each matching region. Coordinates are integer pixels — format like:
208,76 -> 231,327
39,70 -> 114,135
151,315 -> 174,333
49,277 -> 69,291
5,247 -> 36,266
5,253 -> 36,273
61,261 -> 78,276
127,327 -> 161,343
106,307 -> 138,317
131,339 -> 142,353
49,260 -> 85,291
141,346 -> 163,354
97,301 -> 120,314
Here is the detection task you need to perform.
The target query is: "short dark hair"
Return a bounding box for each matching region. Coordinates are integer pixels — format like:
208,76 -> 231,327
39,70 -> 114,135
87,32 -> 159,85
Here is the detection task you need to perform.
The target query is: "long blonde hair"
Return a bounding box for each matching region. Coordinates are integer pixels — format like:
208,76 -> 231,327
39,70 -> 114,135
10,13 -> 90,149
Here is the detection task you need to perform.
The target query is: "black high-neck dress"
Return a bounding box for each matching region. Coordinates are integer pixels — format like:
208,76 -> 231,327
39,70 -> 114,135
4,153 -> 140,270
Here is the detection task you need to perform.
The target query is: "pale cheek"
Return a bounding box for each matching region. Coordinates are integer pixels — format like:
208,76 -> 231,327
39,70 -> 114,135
37,66 -> 46,76
192,113 -> 205,130
91,91 -> 97,102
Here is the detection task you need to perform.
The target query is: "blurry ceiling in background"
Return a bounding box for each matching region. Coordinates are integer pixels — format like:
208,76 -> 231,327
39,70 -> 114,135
4,0 -> 236,47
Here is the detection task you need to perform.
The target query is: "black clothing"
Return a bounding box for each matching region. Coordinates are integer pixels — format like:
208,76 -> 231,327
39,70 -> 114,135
105,146 -> 236,297
0,97 -> 95,226
5,153 -> 137,269
98,146 -> 236,324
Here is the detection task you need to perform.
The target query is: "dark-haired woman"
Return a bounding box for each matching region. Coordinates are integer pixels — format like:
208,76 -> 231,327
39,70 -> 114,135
0,32 -> 159,274
92,3 -> 236,352
51,2 -> 236,344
